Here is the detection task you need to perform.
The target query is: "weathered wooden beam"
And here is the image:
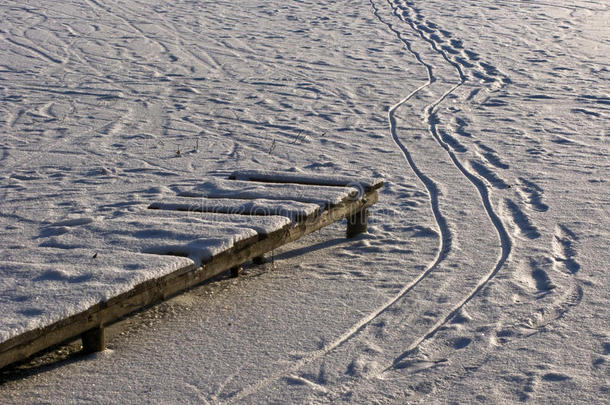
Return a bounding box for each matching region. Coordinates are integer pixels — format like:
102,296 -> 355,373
0,189 -> 378,370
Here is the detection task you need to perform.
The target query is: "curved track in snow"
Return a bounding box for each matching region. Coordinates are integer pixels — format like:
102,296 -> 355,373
224,0 -> 514,401
380,0 -> 513,367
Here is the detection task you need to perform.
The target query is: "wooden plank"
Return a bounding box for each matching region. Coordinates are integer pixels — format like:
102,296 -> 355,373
229,170 -> 384,192
148,197 -> 320,222
113,208 -> 293,238
0,252 -> 195,368
0,250 -> 195,345
177,179 -> 361,207
37,214 -> 275,266
114,208 -> 294,231
0,189 -> 378,369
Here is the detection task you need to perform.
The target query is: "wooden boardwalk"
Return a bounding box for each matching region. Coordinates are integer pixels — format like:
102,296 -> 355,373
0,171 -> 383,369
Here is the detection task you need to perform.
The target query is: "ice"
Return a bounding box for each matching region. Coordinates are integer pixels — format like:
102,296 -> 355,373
0,0 -> 608,403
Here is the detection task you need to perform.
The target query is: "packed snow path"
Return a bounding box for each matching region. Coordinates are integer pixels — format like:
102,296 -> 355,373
0,0 -> 608,403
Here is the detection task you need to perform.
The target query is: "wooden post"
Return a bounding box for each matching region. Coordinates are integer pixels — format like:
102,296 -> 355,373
230,265 -> 242,278
81,326 -> 106,353
346,209 -> 369,238
252,255 -> 266,265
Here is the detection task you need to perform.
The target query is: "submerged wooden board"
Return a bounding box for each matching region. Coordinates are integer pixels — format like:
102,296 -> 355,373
0,175 -> 380,370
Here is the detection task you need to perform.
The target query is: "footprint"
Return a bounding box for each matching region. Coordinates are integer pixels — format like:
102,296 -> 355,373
452,337 -> 472,349
346,357 -> 367,377
571,108 -> 601,117
439,129 -> 467,152
518,178 -> 548,212
439,29 -> 452,38
417,23 -> 435,34
552,225 -> 580,274
441,45 -> 460,55
450,39 -> 463,49
476,142 -> 510,169
430,33 -> 444,43
454,117 -> 472,137
512,372 -> 538,402
514,257 -> 555,296
479,62 -> 500,77
481,97 -> 508,107
465,88 -> 481,102
455,56 -> 475,68
470,160 -> 509,189
464,50 -> 480,61
541,372 -> 571,382
576,94 -> 610,106
529,257 -> 556,294
283,375 -> 328,394
472,70 -> 495,83
494,328 -> 516,345
522,283 -> 583,331
451,308 -> 472,325
504,198 -> 540,239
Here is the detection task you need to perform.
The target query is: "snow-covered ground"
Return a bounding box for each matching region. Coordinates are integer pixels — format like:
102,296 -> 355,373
0,0 -> 608,403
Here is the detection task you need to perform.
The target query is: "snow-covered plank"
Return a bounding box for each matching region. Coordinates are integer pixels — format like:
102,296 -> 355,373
177,178 -> 360,207
0,248 -> 194,345
38,214 -> 267,265
148,197 -> 320,222
112,209 -> 293,235
229,170 -> 384,191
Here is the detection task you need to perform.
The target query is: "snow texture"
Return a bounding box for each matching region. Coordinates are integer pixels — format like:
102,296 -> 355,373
149,197 -> 321,222
229,169 -> 384,191
0,0 -> 608,403
178,178 -> 360,207
0,249 -> 193,343
37,211 -> 285,265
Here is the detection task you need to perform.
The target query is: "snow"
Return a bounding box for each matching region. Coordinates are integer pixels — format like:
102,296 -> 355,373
0,0 -> 608,403
178,178 -> 360,207
37,210 -> 290,265
229,169 -> 384,191
0,249 -> 193,343
149,197 -> 321,222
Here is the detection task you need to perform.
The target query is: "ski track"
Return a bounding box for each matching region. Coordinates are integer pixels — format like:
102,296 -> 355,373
379,0 -> 513,372
223,0 -> 515,401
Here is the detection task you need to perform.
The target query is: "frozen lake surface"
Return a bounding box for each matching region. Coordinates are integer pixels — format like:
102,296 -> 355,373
0,0 -> 608,403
